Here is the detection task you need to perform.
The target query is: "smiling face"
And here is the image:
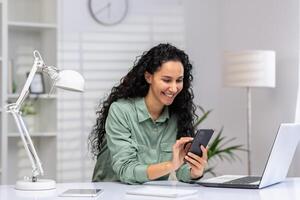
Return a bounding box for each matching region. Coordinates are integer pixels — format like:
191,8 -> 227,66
145,60 -> 184,110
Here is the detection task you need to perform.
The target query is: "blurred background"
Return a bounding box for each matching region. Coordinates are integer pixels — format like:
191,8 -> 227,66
1,0 -> 299,184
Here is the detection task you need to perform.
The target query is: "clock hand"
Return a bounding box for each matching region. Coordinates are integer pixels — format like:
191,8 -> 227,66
95,2 -> 111,15
108,3 -> 111,19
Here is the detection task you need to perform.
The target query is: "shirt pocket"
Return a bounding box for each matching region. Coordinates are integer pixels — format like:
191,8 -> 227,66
159,142 -> 173,162
137,144 -> 156,164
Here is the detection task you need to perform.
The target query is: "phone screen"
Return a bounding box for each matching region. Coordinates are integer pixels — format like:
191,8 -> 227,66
188,129 -> 214,157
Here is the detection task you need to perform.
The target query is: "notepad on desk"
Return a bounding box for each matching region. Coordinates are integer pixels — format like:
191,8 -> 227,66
126,186 -> 198,198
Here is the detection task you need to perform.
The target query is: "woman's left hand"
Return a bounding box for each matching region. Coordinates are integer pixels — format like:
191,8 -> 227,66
184,145 -> 208,179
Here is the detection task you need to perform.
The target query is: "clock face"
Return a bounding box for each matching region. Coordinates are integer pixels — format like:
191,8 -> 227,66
88,0 -> 128,26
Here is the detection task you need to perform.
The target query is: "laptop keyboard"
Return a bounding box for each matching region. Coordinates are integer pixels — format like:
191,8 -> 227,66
224,176 -> 261,185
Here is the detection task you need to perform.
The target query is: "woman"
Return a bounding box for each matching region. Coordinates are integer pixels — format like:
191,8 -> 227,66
89,43 -> 208,184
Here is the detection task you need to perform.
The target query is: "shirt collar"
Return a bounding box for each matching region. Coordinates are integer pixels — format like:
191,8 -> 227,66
135,97 -> 169,123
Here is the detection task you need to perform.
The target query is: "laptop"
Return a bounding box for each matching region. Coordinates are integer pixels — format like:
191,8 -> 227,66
197,123 -> 300,189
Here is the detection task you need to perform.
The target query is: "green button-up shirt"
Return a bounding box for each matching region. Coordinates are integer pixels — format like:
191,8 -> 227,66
92,97 -> 192,184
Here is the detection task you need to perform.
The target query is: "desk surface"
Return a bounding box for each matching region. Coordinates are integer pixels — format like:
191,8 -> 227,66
1,178 -> 300,200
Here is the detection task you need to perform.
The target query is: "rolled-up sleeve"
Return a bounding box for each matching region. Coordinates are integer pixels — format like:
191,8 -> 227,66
105,102 -> 149,184
177,163 -> 204,183
176,163 -> 192,183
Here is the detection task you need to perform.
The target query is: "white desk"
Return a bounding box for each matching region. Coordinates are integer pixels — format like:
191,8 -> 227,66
1,178 -> 300,200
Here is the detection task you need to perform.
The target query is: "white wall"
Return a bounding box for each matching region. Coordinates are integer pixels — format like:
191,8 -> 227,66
185,0 -> 299,176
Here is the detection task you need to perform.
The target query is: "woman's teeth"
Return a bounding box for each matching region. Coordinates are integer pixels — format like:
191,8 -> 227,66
164,93 -> 174,98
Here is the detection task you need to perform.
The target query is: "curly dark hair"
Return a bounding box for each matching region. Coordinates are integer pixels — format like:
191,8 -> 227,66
89,43 -> 197,158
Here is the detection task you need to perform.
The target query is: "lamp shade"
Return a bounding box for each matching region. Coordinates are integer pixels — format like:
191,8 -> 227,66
55,70 -> 85,92
223,50 -> 276,88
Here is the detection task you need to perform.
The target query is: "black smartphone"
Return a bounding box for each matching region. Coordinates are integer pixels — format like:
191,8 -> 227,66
188,129 -> 214,157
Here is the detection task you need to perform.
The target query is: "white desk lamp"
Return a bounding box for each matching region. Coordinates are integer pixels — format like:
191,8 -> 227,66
6,50 -> 84,190
223,50 -> 275,175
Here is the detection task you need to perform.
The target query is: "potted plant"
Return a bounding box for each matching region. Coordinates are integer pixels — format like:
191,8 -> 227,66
194,106 -> 244,176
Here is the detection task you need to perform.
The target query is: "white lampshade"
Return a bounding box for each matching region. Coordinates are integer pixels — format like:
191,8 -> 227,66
223,50 -> 276,88
55,70 -> 85,92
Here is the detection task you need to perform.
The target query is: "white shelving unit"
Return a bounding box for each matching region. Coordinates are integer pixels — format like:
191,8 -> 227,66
0,0 -> 8,184
0,0 -> 57,184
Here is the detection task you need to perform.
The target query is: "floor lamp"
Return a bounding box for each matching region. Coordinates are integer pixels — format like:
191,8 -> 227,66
223,50 -> 276,175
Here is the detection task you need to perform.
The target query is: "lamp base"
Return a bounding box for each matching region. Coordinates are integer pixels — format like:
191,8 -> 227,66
15,179 -> 56,191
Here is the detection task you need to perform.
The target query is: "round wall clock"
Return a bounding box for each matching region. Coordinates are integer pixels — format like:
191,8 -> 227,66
88,0 -> 129,26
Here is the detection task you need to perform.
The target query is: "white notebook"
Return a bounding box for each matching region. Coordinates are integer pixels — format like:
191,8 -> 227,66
126,186 -> 198,198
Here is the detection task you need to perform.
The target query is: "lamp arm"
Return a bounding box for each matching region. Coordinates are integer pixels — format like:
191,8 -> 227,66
10,111 -> 43,181
15,54 -> 44,110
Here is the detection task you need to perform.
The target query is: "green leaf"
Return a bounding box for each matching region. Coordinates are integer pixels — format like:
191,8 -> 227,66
20,100 -> 37,116
193,108 -> 212,129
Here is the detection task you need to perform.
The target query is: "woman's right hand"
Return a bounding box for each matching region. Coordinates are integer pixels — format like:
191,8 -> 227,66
171,137 -> 193,170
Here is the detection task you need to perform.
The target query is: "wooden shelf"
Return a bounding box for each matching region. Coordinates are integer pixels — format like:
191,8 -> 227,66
8,132 -> 56,137
8,21 -> 57,31
7,93 -> 57,99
